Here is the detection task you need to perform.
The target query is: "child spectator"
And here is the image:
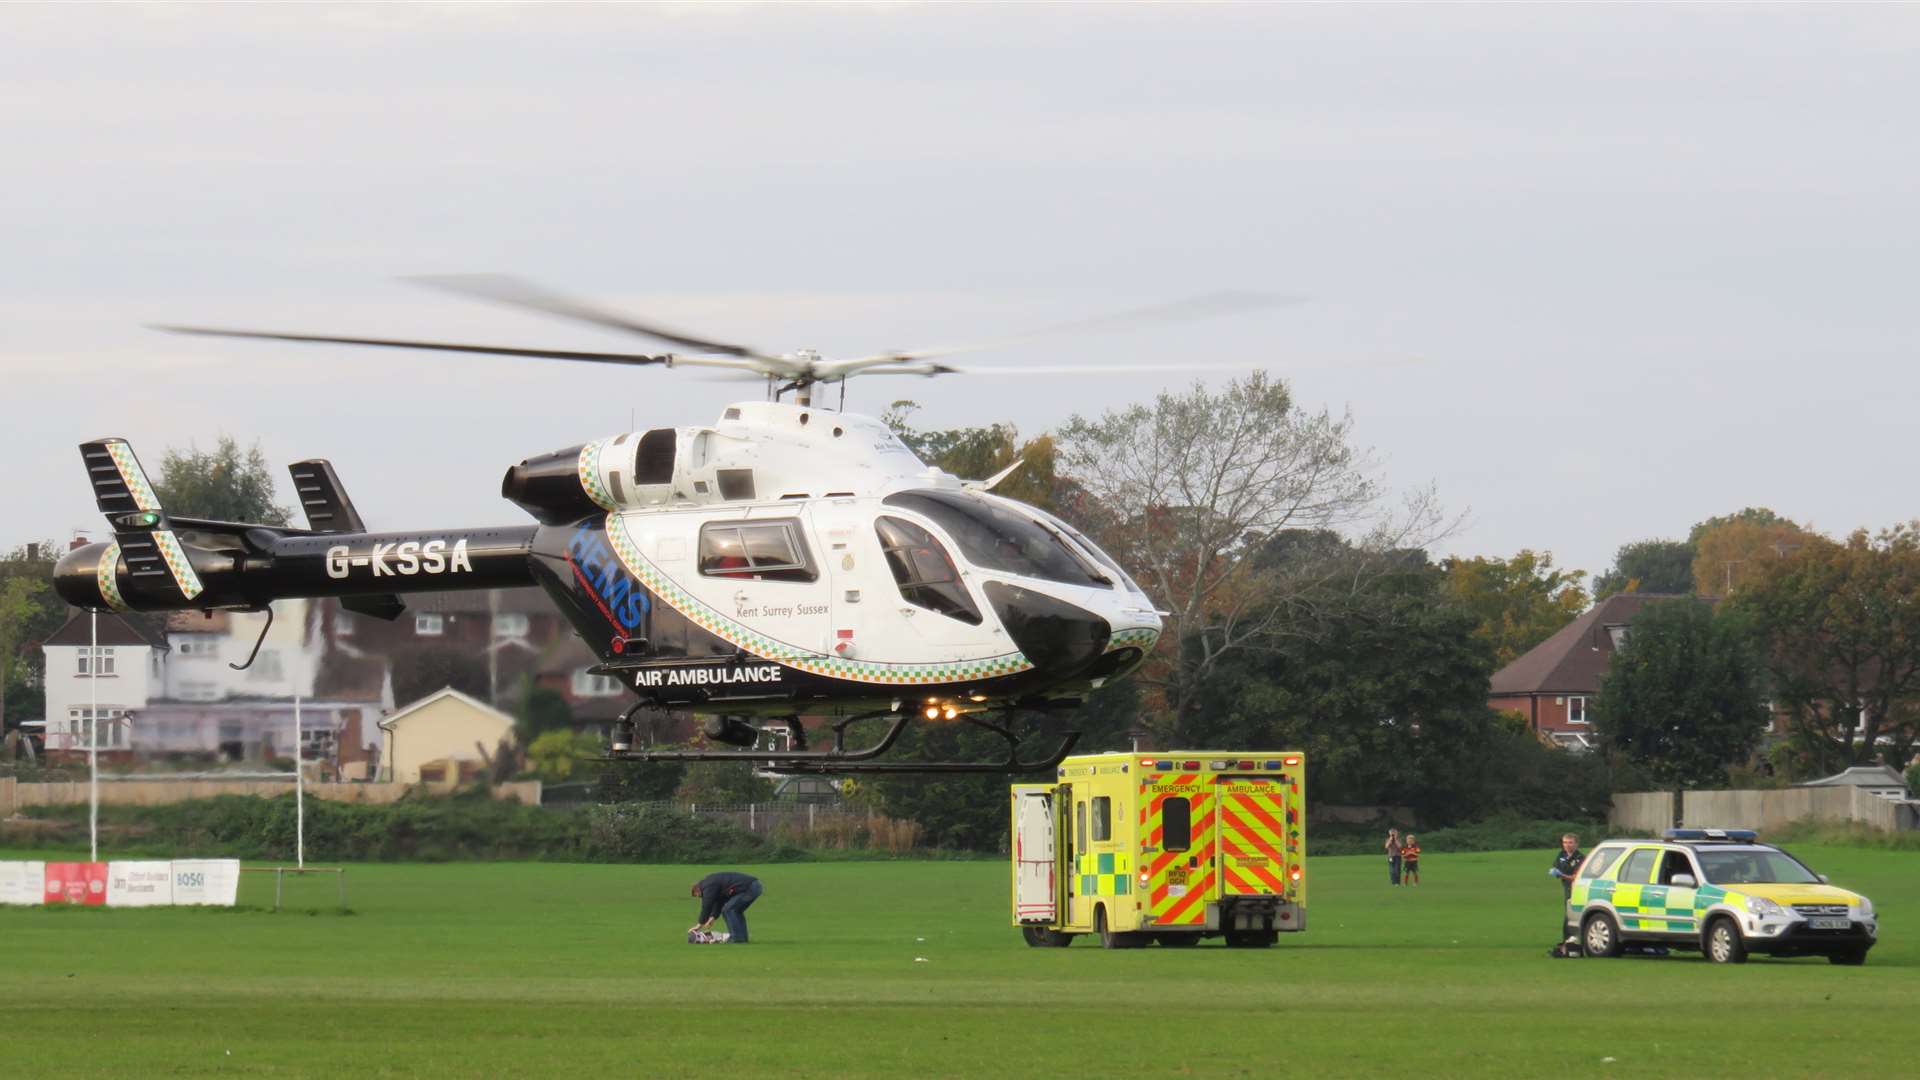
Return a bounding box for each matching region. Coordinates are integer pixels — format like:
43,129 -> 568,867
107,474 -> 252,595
1400,835 -> 1421,886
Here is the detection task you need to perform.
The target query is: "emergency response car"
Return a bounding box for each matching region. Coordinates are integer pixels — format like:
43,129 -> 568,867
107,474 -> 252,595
1010,751 -> 1305,948
1570,829 -> 1878,965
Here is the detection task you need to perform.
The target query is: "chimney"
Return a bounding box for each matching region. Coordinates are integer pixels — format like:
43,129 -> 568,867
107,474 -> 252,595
70,535 -> 89,551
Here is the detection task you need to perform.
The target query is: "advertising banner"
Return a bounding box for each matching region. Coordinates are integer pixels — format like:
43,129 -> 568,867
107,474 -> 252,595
0,861 -> 46,905
106,861 -> 176,907
170,859 -> 241,906
43,862 -> 109,906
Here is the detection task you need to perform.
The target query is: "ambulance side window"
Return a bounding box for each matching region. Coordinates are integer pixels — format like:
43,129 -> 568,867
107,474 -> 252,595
1617,848 -> 1658,884
1091,797 -> 1111,842
1579,846 -> 1623,880
1076,802 -> 1088,854
1163,797 -> 1192,852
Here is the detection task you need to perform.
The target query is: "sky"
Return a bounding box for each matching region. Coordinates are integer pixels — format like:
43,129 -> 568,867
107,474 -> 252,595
5,4 -> 1916,583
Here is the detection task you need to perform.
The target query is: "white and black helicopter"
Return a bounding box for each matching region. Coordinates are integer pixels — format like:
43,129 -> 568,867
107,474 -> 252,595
53,277 -> 1282,772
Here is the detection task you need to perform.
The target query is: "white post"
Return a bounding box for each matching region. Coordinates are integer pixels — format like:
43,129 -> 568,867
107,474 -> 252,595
749,802 -> 755,832
295,695 -> 305,869
88,608 -> 99,863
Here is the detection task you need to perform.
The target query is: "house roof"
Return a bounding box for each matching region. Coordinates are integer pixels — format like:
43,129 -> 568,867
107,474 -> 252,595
1796,765 -> 1909,791
377,686 -> 517,732
1488,593 -> 1700,696
44,609 -> 170,650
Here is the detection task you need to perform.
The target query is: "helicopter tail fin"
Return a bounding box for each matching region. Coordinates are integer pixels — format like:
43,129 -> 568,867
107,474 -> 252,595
79,437 -> 205,602
288,458 -> 368,533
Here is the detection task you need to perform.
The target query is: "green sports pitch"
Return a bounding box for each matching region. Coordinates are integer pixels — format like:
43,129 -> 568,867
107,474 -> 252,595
1,846 -> 1913,1077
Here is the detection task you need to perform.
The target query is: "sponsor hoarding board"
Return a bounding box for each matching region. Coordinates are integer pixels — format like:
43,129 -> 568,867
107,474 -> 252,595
44,862 -> 109,905
0,861 -> 46,905
170,859 -> 241,906
107,861 -> 176,907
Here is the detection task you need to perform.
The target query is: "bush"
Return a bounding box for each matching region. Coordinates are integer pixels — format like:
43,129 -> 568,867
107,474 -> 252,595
1,794 -> 805,864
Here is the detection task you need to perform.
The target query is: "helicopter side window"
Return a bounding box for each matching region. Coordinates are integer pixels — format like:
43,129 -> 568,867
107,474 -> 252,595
882,490 -> 1108,588
698,521 -> 815,583
875,516 -> 983,625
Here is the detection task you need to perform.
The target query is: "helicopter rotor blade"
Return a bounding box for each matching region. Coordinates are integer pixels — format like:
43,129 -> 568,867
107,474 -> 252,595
405,273 -> 799,371
823,290 -> 1305,373
152,325 -> 680,366
153,325 -> 773,373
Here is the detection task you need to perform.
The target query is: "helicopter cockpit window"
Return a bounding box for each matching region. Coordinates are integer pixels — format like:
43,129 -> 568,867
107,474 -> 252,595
698,521 -> 815,583
875,516 -> 983,625
882,490 -> 1109,588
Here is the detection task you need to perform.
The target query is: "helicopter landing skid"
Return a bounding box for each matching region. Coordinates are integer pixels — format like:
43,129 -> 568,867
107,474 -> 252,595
594,712 -> 1081,775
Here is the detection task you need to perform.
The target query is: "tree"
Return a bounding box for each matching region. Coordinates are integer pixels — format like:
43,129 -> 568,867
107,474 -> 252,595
1188,548 -> 1509,824
1592,539 -> 1695,599
1733,526 -> 1920,773
152,436 -> 291,525
1689,507 -> 1791,546
1692,518 -> 1813,597
1590,599 -> 1771,791
1056,373 -> 1448,742
514,683 -> 574,743
0,543 -> 64,731
1440,550 -> 1589,669
672,760 -> 774,804
882,402 -> 1062,512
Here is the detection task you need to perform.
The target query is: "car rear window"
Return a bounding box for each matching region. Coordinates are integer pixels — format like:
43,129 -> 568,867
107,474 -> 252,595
1579,846 -> 1624,880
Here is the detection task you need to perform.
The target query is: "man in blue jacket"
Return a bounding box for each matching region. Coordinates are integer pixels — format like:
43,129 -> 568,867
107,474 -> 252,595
690,871 -> 763,944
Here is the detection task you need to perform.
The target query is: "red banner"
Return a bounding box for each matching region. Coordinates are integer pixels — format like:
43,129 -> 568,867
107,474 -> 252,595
43,862 -> 108,906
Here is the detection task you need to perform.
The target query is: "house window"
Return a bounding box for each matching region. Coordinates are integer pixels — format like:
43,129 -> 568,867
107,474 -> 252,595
1567,696 -> 1589,725
493,613 -> 530,640
247,650 -> 284,681
66,707 -> 127,750
175,637 -> 215,659
571,669 -> 621,697
415,613 -> 444,637
77,647 -> 117,677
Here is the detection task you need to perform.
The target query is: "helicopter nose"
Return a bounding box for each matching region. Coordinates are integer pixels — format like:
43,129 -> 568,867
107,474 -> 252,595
982,582 -> 1110,676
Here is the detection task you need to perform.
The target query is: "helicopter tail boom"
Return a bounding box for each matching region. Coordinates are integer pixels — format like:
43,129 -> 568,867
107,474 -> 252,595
57,437 -> 537,615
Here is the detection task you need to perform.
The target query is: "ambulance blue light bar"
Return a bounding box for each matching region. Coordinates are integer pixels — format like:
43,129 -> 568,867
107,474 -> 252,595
1664,828 -> 1758,843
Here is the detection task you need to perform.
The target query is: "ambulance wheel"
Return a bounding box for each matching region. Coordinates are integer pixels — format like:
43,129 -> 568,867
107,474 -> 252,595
1582,912 -> 1622,958
1705,917 -> 1747,965
1096,908 -> 1145,949
1022,925 -> 1072,948
1224,929 -> 1274,949
1156,934 -> 1200,948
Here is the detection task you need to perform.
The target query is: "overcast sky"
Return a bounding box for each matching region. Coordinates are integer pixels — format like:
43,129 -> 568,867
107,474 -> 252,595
5,4 -> 1915,583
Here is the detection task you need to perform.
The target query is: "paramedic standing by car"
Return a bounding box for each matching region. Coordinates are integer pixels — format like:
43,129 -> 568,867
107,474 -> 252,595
690,871 -> 763,944
1549,833 -> 1583,942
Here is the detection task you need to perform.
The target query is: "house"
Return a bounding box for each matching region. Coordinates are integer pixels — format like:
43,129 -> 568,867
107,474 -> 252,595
1487,592 -> 1700,750
41,609 -> 169,753
120,700 -> 383,776
1796,765 -> 1911,802
163,602 -> 324,703
330,588 -> 566,708
378,687 -> 518,784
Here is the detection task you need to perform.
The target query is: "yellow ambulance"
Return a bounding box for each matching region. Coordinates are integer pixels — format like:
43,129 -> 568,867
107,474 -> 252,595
1010,751 -> 1307,948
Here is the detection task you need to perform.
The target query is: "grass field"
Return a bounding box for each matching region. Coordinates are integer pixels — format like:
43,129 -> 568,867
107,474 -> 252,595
1,845 -> 1914,1078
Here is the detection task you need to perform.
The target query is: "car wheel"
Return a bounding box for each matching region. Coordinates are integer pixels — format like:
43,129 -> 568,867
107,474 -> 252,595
1705,917 -> 1748,965
1582,912 -> 1623,958
1827,949 -> 1868,967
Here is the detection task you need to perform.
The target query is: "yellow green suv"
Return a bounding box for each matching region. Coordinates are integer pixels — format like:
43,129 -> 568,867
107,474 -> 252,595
1569,829 -> 1877,965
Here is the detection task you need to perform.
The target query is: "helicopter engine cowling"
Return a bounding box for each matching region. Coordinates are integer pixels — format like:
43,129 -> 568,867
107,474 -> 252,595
501,444 -> 599,525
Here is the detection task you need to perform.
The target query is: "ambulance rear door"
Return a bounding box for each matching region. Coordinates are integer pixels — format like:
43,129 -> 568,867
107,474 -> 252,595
1012,787 -> 1060,925
1215,774 -> 1296,897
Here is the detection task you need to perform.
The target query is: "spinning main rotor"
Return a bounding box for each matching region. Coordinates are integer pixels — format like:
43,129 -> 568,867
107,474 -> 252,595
158,275 -> 1297,406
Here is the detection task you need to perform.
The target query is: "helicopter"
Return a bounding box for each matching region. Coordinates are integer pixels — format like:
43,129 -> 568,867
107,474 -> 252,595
52,277 -> 1285,773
